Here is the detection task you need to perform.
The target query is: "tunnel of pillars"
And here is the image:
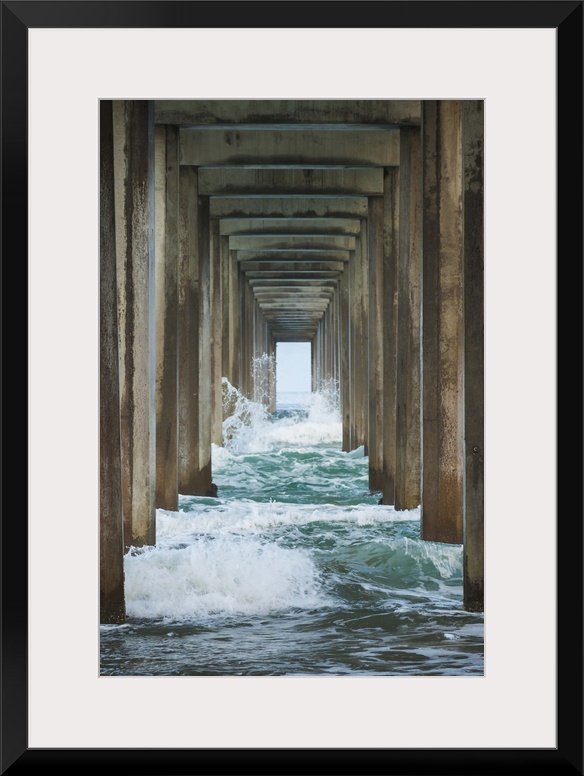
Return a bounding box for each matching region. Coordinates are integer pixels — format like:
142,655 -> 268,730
100,99 -> 484,622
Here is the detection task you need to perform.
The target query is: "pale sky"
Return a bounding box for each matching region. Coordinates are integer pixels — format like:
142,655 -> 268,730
276,342 -> 312,395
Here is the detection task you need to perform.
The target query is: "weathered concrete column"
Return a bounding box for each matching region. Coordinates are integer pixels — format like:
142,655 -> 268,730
178,167 -> 200,494
462,101 -> 484,612
320,313 -> 327,386
154,124 -> 179,511
348,244 -> 358,449
339,269 -> 351,451
210,218 -> 223,445
238,277 -> 246,397
324,310 -> 330,383
113,99 -> 156,549
198,195 -> 213,492
252,302 -> 263,402
381,168 -> 399,506
268,332 -> 277,413
242,278 -> 254,398
100,100 -> 125,624
368,196 -> 384,491
349,230 -> 369,448
251,301 -> 259,398
230,255 -> 242,391
325,306 -> 334,383
354,223 -> 369,450
395,131 -> 422,511
220,234 -> 231,383
333,281 -> 341,387
327,308 -> 334,383
421,100 -> 464,543
312,328 -> 319,392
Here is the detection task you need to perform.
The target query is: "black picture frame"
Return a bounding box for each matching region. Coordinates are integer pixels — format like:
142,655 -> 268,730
4,1 -> 582,773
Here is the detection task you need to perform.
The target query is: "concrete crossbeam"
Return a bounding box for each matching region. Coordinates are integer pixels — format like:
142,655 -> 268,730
239,261 -> 345,273
256,299 -> 333,307
244,271 -> 342,279
210,197 -> 368,219
199,168 -> 384,196
155,99 -> 421,126
236,251 -> 350,263
219,218 -> 361,236
249,279 -> 338,286
181,129 -> 399,167
229,235 -> 356,251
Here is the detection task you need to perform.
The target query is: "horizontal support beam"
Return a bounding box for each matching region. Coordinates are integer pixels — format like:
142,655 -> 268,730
210,196 -> 368,219
253,286 -> 335,294
181,129 -> 399,166
236,251 -> 350,262
199,167 -> 384,196
240,261 -> 345,273
249,279 -> 338,288
219,218 -> 361,236
254,294 -> 334,302
264,313 -> 323,322
230,234 -> 356,251
244,271 -> 342,279
274,332 -> 316,337
155,100 -> 421,126
259,303 -> 330,311
264,320 -> 322,331
268,313 -> 320,317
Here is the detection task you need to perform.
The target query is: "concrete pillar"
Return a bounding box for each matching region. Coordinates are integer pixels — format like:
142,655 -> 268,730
325,310 -> 330,383
113,99 -> 156,549
267,332 -> 277,413
251,301 -> 258,398
252,302 -> 262,402
210,218 -> 223,445
220,234 -> 230,382
355,223 -> 369,450
317,329 -> 320,392
326,306 -> 334,383
395,130 -> 422,510
349,230 -> 369,448
421,100 -> 465,543
328,308 -> 334,383
368,196 -> 384,491
240,277 -> 248,397
381,168 -> 399,507
242,279 -> 254,398
348,243 -> 358,449
312,330 -> 319,391
154,124 -> 179,511
100,100 -> 125,624
462,101 -> 484,612
334,281 -> 341,388
177,167 -> 200,494
198,195 -> 213,492
339,269 -> 351,452
229,252 -> 242,390
321,314 -> 327,385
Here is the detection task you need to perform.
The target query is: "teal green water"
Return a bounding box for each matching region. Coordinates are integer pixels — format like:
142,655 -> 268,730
100,398 -> 484,676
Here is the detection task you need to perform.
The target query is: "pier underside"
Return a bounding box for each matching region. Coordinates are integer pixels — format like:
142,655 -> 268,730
100,99 -> 484,621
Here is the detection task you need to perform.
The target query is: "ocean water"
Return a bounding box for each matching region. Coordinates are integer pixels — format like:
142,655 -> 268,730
100,383 -> 484,676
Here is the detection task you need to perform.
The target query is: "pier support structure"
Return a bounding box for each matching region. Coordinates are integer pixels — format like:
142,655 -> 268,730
99,99 -> 484,622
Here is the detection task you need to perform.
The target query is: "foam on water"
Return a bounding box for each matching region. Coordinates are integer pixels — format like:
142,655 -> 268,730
124,536 -> 331,620
103,372 -> 483,676
221,378 -> 342,455
157,499 -> 421,539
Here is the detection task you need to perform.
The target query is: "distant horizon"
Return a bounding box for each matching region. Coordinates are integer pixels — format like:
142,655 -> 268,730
276,342 -> 311,397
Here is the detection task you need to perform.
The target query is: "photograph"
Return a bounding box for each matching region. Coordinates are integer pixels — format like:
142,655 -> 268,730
11,0 -> 581,773
100,97 -> 485,681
